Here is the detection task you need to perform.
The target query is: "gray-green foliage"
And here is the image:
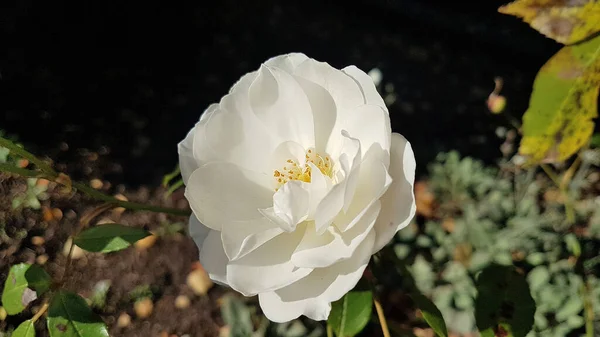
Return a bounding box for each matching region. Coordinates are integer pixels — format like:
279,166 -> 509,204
11,178 -> 48,210
396,151 -> 600,336
220,295 -> 324,337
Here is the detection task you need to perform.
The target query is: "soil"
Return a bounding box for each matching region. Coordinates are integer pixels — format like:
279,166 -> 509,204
0,148 -> 224,337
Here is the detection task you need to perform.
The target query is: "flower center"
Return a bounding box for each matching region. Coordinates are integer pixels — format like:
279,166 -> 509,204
273,149 -> 334,191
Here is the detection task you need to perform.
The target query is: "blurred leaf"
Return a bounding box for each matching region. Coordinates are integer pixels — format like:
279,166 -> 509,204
221,295 -> 253,337
518,34 -> 600,165
555,295 -> 583,321
499,0 -> 600,44
74,224 -> 150,253
2,264 -> 51,315
12,320 -> 35,337
163,179 -> 183,199
563,233 -> 581,257
591,133 -> 600,147
90,280 -> 111,309
410,292 -> 449,337
527,266 -> 550,292
161,164 -> 180,187
47,291 -> 109,337
328,290 -> 372,337
475,264 -> 535,337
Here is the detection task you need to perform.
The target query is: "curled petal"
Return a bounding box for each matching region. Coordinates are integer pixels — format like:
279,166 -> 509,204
372,133 -> 416,253
226,227 -> 313,296
258,231 -> 375,322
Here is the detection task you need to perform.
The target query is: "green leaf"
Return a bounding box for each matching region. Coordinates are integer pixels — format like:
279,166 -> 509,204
220,294 -> 253,337
498,0 -> 600,44
2,264 -> 51,315
328,290 -> 372,337
410,292 -> 448,337
0,163 -> 42,178
13,319 -> 35,337
47,291 -> 109,337
475,264 -> 535,337
73,224 -> 150,253
517,34 -> 600,165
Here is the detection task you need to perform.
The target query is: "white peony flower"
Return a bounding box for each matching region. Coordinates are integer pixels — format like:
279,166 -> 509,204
179,53 -> 416,323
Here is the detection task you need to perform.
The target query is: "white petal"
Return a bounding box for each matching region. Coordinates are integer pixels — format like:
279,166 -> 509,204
336,145 -> 392,232
226,227 -> 313,296
179,104 -> 220,184
259,291 -> 331,323
258,230 -> 376,323
272,181 -> 310,231
265,53 -> 309,73
249,65 -> 314,149
372,133 -> 416,253
199,104 -> 279,176
343,104 -> 391,154
185,162 -> 273,231
294,59 -> 364,109
188,215 -> 210,254
292,201 -> 380,268
178,124 -> 198,185
293,76 -> 338,154
199,229 -> 229,285
221,217 -> 284,261
306,162 -> 333,217
342,66 -> 387,111
314,133 -> 360,234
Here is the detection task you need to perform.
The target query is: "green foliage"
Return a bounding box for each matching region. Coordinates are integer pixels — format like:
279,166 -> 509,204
221,294 -> 254,337
499,1 -> 600,165
73,224 -> 151,253
89,280 -> 111,310
47,290 -> 109,337
475,265 -> 535,337
12,320 -> 35,337
128,284 -> 154,302
2,264 -> 51,315
12,178 -> 49,210
410,292 -> 448,337
328,290 -> 373,337
398,151 -> 600,336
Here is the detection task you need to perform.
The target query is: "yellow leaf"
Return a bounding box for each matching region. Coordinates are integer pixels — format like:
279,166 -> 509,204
499,0 -> 600,45
519,34 -> 600,165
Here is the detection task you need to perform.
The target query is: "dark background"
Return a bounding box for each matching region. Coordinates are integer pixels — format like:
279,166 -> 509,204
0,0 -> 560,186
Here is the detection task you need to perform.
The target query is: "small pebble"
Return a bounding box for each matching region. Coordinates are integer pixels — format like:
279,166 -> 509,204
134,298 -> 153,319
62,237 -> 85,260
36,254 -> 49,265
135,234 -> 157,250
187,267 -> 213,296
90,179 -> 103,189
175,295 -> 191,309
31,236 -> 45,246
117,313 -> 131,328
52,208 -> 63,221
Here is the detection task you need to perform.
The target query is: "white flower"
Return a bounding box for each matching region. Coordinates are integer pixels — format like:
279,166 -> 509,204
179,53 -> 416,323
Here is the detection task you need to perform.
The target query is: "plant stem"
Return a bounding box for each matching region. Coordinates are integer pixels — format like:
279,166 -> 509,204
0,134 -> 190,216
0,163 -> 46,178
326,324 -> 333,337
540,164 -> 575,224
373,298 -> 391,337
31,302 -> 49,323
72,181 -> 190,216
583,282 -> 594,337
0,136 -> 57,176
